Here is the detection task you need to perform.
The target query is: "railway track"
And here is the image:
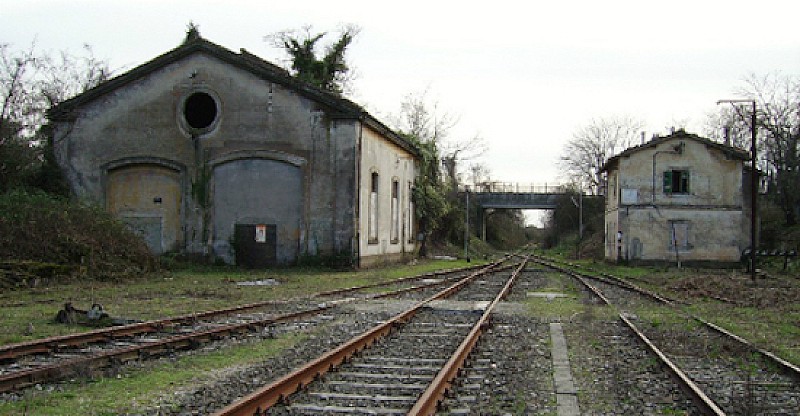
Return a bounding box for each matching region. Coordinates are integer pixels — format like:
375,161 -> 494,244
213,259 -> 528,415
0,261 -> 499,395
533,256 -> 800,415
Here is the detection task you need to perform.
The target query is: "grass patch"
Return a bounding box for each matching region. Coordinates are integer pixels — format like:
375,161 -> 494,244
0,259 -> 479,345
687,302 -> 800,366
0,333 -> 304,415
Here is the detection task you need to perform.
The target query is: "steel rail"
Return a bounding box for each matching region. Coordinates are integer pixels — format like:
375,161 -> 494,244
1,262 -> 494,363
530,255 -> 675,304
568,273 -> 726,415
314,263 -> 490,297
0,261 -> 507,394
212,259 -> 510,416
532,256 -> 800,380
408,257 -> 528,415
0,300 -> 295,362
0,305 -> 332,393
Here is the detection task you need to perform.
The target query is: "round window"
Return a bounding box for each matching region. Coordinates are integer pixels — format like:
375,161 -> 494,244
183,92 -> 218,130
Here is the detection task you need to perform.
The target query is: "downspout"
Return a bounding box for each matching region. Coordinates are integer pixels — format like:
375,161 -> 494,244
651,141 -> 685,266
651,142 -> 685,204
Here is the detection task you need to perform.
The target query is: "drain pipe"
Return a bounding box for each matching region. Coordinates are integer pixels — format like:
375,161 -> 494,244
652,140 -> 685,269
651,141 -> 685,204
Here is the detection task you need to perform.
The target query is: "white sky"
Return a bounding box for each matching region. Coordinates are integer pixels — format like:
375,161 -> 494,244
3,0 -> 799,187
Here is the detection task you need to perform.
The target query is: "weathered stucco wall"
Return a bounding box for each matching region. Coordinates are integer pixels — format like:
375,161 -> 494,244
604,136 -> 749,264
53,51 -> 360,264
358,125 -> 417,267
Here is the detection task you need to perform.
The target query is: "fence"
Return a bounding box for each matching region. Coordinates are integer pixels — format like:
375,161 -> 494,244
460,182 -> 569,194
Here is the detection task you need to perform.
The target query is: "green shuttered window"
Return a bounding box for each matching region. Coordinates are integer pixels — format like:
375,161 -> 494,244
663,170 -> 690,194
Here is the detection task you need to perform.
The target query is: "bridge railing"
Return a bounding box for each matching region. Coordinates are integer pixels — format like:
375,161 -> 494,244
460,182 -> 569,194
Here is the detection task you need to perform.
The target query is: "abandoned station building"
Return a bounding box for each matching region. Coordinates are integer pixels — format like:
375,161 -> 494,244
49,32 -> 419,267
601,130 -> 753,266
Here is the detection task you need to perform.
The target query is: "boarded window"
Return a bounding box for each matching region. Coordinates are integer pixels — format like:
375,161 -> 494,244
368,172 -> 379,243
391,180 -> 399,243
407,181 -> 414,243
669,221 -> 690,250
663,170 -> 690,194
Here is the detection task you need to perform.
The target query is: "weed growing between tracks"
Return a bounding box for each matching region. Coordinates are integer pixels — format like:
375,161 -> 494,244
541,252 -> 800,368
0,333 -> 304,415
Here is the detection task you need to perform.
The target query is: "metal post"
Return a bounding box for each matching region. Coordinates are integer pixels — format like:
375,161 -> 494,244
579,190 -> 583,241
749,101 -> 758,280
464,187 -> 470,262
717,98 -> 758,281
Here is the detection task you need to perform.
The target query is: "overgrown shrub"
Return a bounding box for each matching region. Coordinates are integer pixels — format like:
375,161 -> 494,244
0,189 -> 157,283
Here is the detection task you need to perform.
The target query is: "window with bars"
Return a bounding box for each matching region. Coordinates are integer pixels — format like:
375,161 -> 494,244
390,180 -> 399,243
663,170 -> 690,194
407,181 -> 414,243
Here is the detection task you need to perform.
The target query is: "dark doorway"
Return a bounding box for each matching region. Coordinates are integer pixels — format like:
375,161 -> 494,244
234,224 -> 277,268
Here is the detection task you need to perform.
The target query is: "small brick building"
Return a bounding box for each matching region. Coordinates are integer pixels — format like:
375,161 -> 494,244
49,32 -> 419,267
601,130 -> 753,265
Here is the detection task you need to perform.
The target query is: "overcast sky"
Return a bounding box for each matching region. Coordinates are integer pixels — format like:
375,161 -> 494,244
3,0 -> 799,187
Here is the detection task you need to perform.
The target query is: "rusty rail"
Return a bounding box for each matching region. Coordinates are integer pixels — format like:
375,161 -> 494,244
0,306 -> 332,393
0,300 -> 306,362
213,259 -> 509,416
314,263 -> 489,297
533,255 -> 800,380
408,258 -> 528,415
1,262 -> 495,363
1,261 -> 510,394
569,273 -> 725,416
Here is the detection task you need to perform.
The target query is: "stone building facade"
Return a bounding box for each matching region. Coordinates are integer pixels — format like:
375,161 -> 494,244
601,130 -> 752,265
49,33 -> 419,267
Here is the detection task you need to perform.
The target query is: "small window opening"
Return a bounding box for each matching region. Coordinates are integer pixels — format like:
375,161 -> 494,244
184,92 -> 217,129
663,170 -> 690,194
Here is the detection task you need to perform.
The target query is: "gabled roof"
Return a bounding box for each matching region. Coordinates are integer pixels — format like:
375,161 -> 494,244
600,129 -> 750,172
48,33 -> 420,158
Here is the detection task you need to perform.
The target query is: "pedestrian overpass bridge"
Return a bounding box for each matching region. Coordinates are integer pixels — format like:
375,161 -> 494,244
466,182 -> 568,209
460,182 -> 577,240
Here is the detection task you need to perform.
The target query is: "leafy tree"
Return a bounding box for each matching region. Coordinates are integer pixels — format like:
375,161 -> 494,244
267,25 -> 359,95
558,116 -> 645,195
542,187 -> 604,257
393,90 -> 505,254
392,90 -> 463,254
484,209 -> 527,249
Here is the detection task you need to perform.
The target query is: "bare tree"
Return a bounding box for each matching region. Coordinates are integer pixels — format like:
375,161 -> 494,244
390,87 -> 456,144
1,41 -> 110,191
391,88 -> 487,188
468,162 -> 491,188
0,42 -> 42,143
706,73 -> 800,226
558,115 -> 645,195
745,73 -> 798,226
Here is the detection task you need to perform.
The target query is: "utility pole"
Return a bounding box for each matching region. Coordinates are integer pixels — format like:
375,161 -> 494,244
464,186 -> 470,262
570,189 -> 583,259
717,99 -> 758,281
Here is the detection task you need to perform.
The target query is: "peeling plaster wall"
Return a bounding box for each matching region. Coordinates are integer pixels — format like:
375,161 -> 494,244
358,125 -> 417,267
53,51 -> 361,264
604,137 -> 749,263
